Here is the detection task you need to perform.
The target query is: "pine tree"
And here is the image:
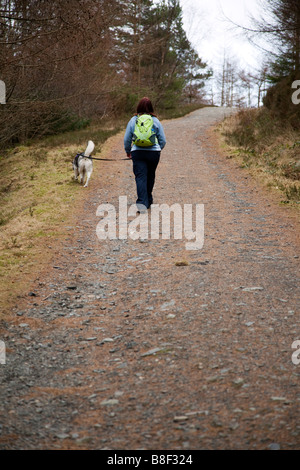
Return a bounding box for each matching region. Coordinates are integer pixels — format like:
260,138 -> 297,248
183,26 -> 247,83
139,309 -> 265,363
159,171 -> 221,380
251,0 -> 300,82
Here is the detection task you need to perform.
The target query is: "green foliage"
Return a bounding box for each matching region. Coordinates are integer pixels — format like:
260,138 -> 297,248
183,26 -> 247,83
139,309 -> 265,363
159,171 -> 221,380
266,56 -> 297,84
47,112 -> 90,135
113,0 -> 210,109
109,87 -> 141,115
40,123 -> 123,149
263,72 -> 300,128
260,0 -> 300,83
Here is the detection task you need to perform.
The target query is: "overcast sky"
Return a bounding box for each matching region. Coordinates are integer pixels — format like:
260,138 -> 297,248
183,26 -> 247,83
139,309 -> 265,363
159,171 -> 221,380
180,0 -> 264,73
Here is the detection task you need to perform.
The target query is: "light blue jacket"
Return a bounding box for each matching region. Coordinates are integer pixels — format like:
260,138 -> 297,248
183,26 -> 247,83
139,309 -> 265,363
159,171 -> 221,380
124,115 -> 166,155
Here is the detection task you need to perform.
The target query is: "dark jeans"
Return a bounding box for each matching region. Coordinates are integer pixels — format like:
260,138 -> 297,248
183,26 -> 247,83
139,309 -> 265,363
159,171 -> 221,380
131,150 -> 160,209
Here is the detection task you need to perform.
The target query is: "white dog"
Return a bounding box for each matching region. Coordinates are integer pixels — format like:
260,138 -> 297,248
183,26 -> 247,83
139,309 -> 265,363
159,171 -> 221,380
73,140 -> 94,187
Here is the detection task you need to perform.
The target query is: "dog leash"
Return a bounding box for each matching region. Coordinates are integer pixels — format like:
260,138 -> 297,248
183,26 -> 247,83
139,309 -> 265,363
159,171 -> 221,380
75,152 -> 130,162
89,156 -> 130,161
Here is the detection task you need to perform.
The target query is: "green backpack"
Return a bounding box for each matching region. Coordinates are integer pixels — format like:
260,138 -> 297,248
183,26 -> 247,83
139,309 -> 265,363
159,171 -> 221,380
133,114 -> 157,147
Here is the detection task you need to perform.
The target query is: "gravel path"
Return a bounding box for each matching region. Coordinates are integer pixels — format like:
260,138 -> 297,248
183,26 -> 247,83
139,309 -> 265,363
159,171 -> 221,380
0,107 -> 299,450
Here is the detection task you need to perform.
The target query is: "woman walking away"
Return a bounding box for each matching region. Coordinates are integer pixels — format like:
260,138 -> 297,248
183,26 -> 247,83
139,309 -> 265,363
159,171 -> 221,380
124,97 -> 166,212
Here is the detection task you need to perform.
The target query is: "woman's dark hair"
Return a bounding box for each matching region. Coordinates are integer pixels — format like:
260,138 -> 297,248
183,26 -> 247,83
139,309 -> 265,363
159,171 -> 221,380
136,97 -> 156,116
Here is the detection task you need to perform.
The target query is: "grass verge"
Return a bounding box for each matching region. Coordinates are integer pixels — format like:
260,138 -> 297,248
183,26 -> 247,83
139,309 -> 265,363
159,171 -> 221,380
217,107 -> 300,207
0,118 -> 126,318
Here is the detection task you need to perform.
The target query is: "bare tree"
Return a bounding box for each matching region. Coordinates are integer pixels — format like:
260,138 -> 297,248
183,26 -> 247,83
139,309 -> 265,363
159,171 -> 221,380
216,54 -> 240,107
0,0 -> 121,146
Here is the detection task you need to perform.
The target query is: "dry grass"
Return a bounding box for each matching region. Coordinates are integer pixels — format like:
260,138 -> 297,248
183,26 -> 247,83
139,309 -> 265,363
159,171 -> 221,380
217,108 -> 300,206
0,142 -> 86,317
0,117 -> 127,317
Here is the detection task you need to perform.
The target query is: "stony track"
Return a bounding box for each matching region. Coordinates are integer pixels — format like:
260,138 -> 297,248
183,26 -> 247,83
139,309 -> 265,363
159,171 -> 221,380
0,107 -> 299,450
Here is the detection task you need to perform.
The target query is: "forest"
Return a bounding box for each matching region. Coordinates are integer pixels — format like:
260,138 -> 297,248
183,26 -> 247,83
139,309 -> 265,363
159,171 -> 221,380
0,0 -> 211,148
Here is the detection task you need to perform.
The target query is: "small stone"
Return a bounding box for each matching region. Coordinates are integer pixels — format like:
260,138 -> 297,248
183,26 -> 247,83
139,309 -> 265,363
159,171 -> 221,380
160,300 -> 175,311
242,287 -> 264,292
88,394 -> 97,400
233,378 -> 244,387
100,399 -> 119,406
56,433 -> 69,439
207,375 -> 221,383
141,347 -> 164,357
271,397 -> 286,402
220,368 -> 231,375
269,443 -> 280,451
174,416 -> 188,422
212,417 -> 223,427
229,422 -> 240,431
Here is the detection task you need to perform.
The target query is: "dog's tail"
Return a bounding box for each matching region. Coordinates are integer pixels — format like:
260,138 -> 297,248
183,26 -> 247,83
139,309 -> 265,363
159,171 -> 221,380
84,140 -> 95,157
